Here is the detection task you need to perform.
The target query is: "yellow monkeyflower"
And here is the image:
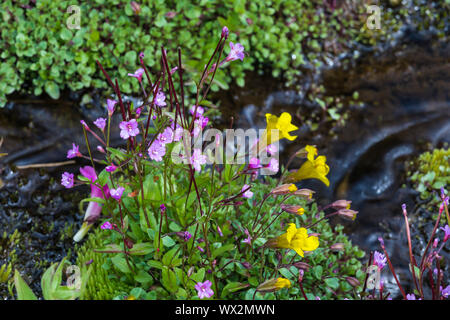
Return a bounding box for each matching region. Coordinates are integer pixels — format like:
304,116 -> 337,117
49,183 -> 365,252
266,223 -> 319,257
275,278 -> 291,289
256,277 -> 291,292
262,112 -> 298,146
286,145 -> 330,187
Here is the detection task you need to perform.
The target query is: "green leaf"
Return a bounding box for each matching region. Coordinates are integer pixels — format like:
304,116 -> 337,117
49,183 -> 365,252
324,277 -> 340,290
222,282 -> 250,297
312,265 -> 323,280
128,242 -> 153,255
162,247 -> 180,266
162,236 -> 175,248
190,268 -> 205,283
44,81 -> 60,99
134,270 -> 153,284
14,270 -> 37,300
111,254 -> 131,273
161,267 -> 178,293
147,260 -> 163,270
211,244 -> 234,259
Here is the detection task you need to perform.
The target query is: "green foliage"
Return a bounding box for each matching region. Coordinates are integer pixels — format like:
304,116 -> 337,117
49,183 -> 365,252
408,146 -> 449,209
13,257 -> 90,300
1,0 -> 446,115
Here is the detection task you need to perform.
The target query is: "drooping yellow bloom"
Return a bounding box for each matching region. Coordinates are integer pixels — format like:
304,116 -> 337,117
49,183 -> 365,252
261,112 -> 298,146
275,278 -> 291,289
286,145 -> 330,187
266,223 -> 319,257
256,277 -> 291,292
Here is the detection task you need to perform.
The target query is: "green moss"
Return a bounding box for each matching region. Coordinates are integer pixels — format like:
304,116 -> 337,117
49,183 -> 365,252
75,228 -> 131,300
407,146 -> 449,210
2,1 -> 447,122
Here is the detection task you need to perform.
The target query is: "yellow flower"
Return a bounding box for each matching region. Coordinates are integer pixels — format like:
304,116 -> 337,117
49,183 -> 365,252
262,112 -> 298,145
296,207 -> 305,215
286,145 -> 330,187
256,277 -> 291,292
288,184 -> 298,192
266,223 -> 319,257
275,278 -> 291,289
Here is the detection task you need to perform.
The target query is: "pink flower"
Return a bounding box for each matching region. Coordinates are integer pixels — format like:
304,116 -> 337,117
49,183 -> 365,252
135,107 -> 142,117
61,172 -> 74,188
242,229 -> 252,244
158,127 -> 174,145
190,105 -> 204,118
106,99 -> 117,117
441,285 -> 450,298
441,225 -> 450,242
105,164 -> 117,172
110,186 -> 125,201
148,140 -> 166,162
119,119 -> 140,139
74,166 -> 111,242
80,120 -> 90,130
266,158 -> 279,173
67,143 -> 81,159
94,117 -> 107,131
226,42 -> 245,62
128,68 -> 145,82
195,280 -> 214,299
217,226 -> 223,237
266,144 -> 278,155
222,26 -> 229,38
241,184 -> 253,199
97,146 -> 106,153
373,251 -> 386,270
170,66 -> 178,75
101,221 -> 113,230
193,116 -> 208,138
171,123 -> 184,142
191,149 -> 207,172
248,157 -> 261,169
406,294 -> 416,300
155,90 -> 166,107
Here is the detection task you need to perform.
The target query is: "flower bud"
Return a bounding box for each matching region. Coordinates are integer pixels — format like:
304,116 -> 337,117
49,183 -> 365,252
330,243 -> 345,252
271,184 -> 298,195
293,261 -> 311,270
337,208 -> 358,221
281,205 -> 305,215
221,26 -> 229,38
130,1 -> 141,14
187,266 -> 195,277
241,262 -> 252,269
346,277 -> 360,287
330,200 -> 352,210
292,188 -> 314,200
124,238 -> 134,249
298,269 -> 304,282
